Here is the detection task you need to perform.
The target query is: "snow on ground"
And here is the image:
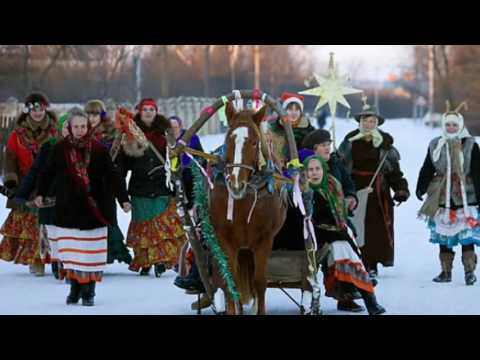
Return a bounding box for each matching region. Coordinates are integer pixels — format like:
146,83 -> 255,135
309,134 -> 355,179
1,118 -> 480,315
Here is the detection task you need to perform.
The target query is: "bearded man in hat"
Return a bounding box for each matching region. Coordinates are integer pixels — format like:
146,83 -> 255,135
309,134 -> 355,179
337,99 -> 410,279
0,92 -> 58,276
416,102 -> 480,286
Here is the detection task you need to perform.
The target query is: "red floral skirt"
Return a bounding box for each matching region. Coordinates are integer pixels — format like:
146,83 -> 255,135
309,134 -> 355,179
127,200 -> 186,272
0,209 -> 44,265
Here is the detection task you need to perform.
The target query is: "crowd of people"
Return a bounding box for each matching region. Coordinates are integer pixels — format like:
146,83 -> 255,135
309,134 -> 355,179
0,90 -> 478,315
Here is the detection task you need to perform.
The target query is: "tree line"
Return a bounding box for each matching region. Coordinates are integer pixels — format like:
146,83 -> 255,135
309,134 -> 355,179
0,45 -> 312,103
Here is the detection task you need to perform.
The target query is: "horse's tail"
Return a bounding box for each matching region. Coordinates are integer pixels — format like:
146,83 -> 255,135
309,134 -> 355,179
236,249 -> 255,306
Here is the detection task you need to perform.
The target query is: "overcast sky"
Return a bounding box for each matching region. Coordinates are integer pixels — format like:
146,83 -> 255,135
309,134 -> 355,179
309,45 -> 414,82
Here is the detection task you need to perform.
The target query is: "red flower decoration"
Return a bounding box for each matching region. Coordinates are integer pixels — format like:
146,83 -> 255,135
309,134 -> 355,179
202,106 -> 215,117
466,216 -> 479,228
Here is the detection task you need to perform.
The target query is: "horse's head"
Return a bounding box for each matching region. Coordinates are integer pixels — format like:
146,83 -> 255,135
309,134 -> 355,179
224,102 -> 267,200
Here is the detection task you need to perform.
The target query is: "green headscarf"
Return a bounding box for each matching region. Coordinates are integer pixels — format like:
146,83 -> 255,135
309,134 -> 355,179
303,155 -> 348,229
57,113 -> 68,133
47,112 -> 68,145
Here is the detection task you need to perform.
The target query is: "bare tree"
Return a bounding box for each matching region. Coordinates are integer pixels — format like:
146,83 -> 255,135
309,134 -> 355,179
433,45 -> 455,105
203,45 -> 211,97
228,45 -> 240,89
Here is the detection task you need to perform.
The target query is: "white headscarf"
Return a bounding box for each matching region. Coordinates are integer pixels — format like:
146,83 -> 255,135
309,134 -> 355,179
432,112 -> 473,221
348,117 -> 384,148
432,112 -> 471,162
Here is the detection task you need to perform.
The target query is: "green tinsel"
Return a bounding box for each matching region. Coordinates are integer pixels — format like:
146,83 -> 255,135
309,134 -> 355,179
191,162 -> 240,302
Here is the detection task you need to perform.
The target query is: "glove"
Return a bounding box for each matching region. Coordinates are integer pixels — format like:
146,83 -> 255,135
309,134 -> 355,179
393,190 -> 410,203
416,190 -> 424,202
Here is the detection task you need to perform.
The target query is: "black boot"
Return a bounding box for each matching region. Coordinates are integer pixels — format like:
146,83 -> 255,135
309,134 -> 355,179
360,290 -> 386,315
174,262 -> 204,292
52,262 -> 59,280
154,263 -> 166,278
66,280 -> 81,305
140,267 -> 151,276
337,300 -> 365,313
367,264 -> 378,279
81,282 -> 96,307
433,271 -> 452,283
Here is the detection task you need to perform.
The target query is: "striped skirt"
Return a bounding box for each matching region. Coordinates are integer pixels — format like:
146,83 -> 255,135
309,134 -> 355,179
52,227 -> 108,284
323,241 -> 374,300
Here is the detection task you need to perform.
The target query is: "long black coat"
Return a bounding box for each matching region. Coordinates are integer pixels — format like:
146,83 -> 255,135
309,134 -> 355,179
272,154 -> 357,251
338,130 -> 410,268
115,146 -> 173,199
37,139 -> 129,230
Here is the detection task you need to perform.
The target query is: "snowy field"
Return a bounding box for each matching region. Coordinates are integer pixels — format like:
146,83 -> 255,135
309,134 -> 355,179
1,118 -> 480,315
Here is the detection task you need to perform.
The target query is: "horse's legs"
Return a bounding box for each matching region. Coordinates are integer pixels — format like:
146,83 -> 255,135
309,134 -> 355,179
253,242 -> 271,315
220,244 -> 239,315
224,292 -> 236,315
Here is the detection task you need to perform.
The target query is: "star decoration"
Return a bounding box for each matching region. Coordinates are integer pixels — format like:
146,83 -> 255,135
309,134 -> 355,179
300,52 -> 363,116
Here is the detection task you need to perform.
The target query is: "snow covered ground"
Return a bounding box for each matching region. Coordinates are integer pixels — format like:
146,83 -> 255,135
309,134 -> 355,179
1,118 -> 480,315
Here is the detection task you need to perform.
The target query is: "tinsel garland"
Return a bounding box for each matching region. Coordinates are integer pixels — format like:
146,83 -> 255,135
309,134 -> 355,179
191,162 -> 240,301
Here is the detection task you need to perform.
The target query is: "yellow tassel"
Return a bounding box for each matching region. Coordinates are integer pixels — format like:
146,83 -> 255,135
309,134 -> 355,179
287,158 -> 303,169
171,157 -> 179,172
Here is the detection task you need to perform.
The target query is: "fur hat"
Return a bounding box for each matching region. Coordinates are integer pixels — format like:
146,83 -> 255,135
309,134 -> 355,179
24,92 -> 49,113
302,129 -> 332,150
85,99 -> 106,113
85,99 -> 108,120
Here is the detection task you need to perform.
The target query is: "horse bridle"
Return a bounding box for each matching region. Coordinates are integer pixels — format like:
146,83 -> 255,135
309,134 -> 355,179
225,163 -> 256,173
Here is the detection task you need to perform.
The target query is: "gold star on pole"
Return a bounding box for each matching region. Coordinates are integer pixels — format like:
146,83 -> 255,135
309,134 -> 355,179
300,52 -> 363,117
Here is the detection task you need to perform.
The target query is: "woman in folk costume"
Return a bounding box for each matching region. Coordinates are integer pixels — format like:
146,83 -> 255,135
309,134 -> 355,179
168,115 -> 204,210
270,92 -> 315,251
338,98 -> 410,278
13,113 -> 69,280
304,155 -> 386,315
300,130 -> 366,313
85,100 -> 132,265
267,92 -> 315,170
115,99 -> 186,277
416,102 -> 480,285
169,115 -> 208,293
0,92 -> 58,276
35,107 -> 130,306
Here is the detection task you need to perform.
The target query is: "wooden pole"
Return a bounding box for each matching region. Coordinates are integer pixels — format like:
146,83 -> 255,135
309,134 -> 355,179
254,45 -> 261,89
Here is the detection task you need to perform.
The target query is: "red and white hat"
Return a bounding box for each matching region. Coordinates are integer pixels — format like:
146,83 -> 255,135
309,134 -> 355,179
281,92 -> 304,112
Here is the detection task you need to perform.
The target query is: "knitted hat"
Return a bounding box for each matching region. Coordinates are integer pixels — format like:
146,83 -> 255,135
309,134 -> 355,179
281,92 -> 304,112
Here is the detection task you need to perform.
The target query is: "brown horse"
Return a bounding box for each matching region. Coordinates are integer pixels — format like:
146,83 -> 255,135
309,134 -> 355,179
209,102 -> 287,315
